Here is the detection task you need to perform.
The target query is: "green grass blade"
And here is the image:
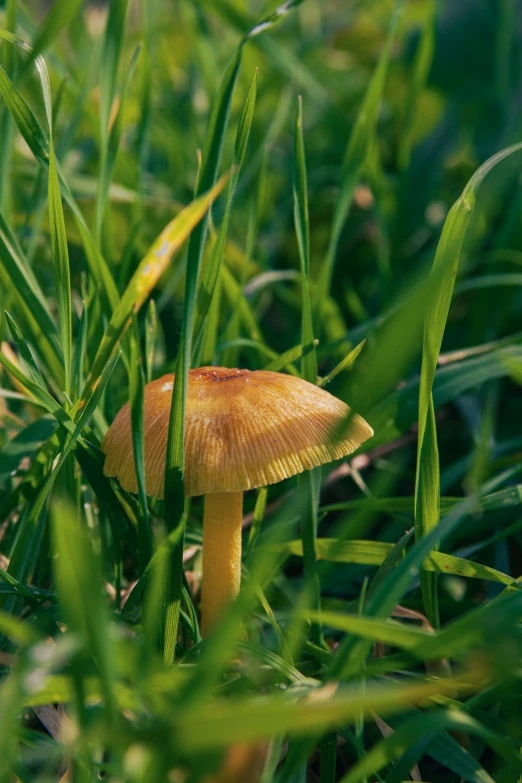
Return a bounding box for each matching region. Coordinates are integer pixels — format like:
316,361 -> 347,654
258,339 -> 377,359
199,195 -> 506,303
315,1 -> 401,314
318,340 -> 366,388
293,98 -> 322,646
278,538 -> 518,586
220,148 -> 267,368
293,95 -> 317,384
305,610 -> 431,651
414,142 -> 522,625
144,299 -> 157,384
0,210 -> 58,346
96,40 -> 139,243
47,140 -> 72,397
72,299 -> 88,401
162,47 -> 243,664
0,27 -> 120,313
4,352 -> 119,587
80,175 -> 229,417
415,396 -> 440,625
4,311 -> 46,390
342,710 -> 516,783
51,499 -> 116,722
167,46 -> 241,468
370,344 -> 522,449
129,315 -> 152,574
192,68 -> 257,354
0,351 -> 74,433
99,0 -> 129,138
171,675 -> 469,751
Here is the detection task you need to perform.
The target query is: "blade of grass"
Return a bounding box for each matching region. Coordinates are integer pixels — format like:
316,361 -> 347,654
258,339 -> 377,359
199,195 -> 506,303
51,499 -> 117,723
0,0 -> 16,214
341,709 -> 517,783
95,0 -> 129,244
294,94 -> 322,647
164,4 -> 305,663
162,43 -> 243,664
221,145 -> 268,368
47,130 -> 72,398
0,27 -> 120,313
318,340 -> 366,388
293,95 -> 317,384
0,210 -> 59,353
277,538 -> 517,586
129,314 -> 152,574
79,175 -> 229,419
144,299 -> 157,384
4,311 -> 46,390
192,67 -> 258,356
173,674 -> 475,752
72,299 -> 88,401
414,141 -> 522,626
2,352 -> 119,590
315,1 -> 402,317
97,40 -> 139,245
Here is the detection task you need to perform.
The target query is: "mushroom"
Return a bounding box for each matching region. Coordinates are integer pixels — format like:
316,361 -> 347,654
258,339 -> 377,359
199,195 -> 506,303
101,367 -> 373,635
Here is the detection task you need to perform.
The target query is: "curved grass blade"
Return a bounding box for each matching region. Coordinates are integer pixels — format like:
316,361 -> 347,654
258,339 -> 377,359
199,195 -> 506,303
328,483 -> 510,682
2,353 -> 119,590
306,610 -> 431,651
0,345 -> 136,558
414,141 -> 522,625
0,351 -> 76,434
0,416 -> 55,484
278,538 -> 518,586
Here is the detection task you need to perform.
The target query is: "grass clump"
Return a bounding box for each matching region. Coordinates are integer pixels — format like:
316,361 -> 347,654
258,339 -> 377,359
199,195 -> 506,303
1,1 -> 522,781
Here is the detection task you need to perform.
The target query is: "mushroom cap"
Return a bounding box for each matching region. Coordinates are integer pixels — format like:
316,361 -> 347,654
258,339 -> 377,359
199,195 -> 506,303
101,366 -> 373,498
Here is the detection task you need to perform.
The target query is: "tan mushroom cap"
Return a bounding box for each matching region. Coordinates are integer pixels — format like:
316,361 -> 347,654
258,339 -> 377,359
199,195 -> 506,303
101,366 -> 373,498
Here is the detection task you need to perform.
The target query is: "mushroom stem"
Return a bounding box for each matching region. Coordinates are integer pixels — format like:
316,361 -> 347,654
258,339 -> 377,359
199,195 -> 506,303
201,491 -> 243,636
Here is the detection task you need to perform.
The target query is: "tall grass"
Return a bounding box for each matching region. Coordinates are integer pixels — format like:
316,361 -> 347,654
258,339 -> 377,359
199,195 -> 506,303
1,1 -> 522,781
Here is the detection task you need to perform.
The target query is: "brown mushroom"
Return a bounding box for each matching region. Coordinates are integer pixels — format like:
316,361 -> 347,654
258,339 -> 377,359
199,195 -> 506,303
101,367 -> 373,635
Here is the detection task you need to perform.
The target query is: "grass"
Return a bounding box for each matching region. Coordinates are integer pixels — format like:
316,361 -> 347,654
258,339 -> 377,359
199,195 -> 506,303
1,0 -> 522,781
